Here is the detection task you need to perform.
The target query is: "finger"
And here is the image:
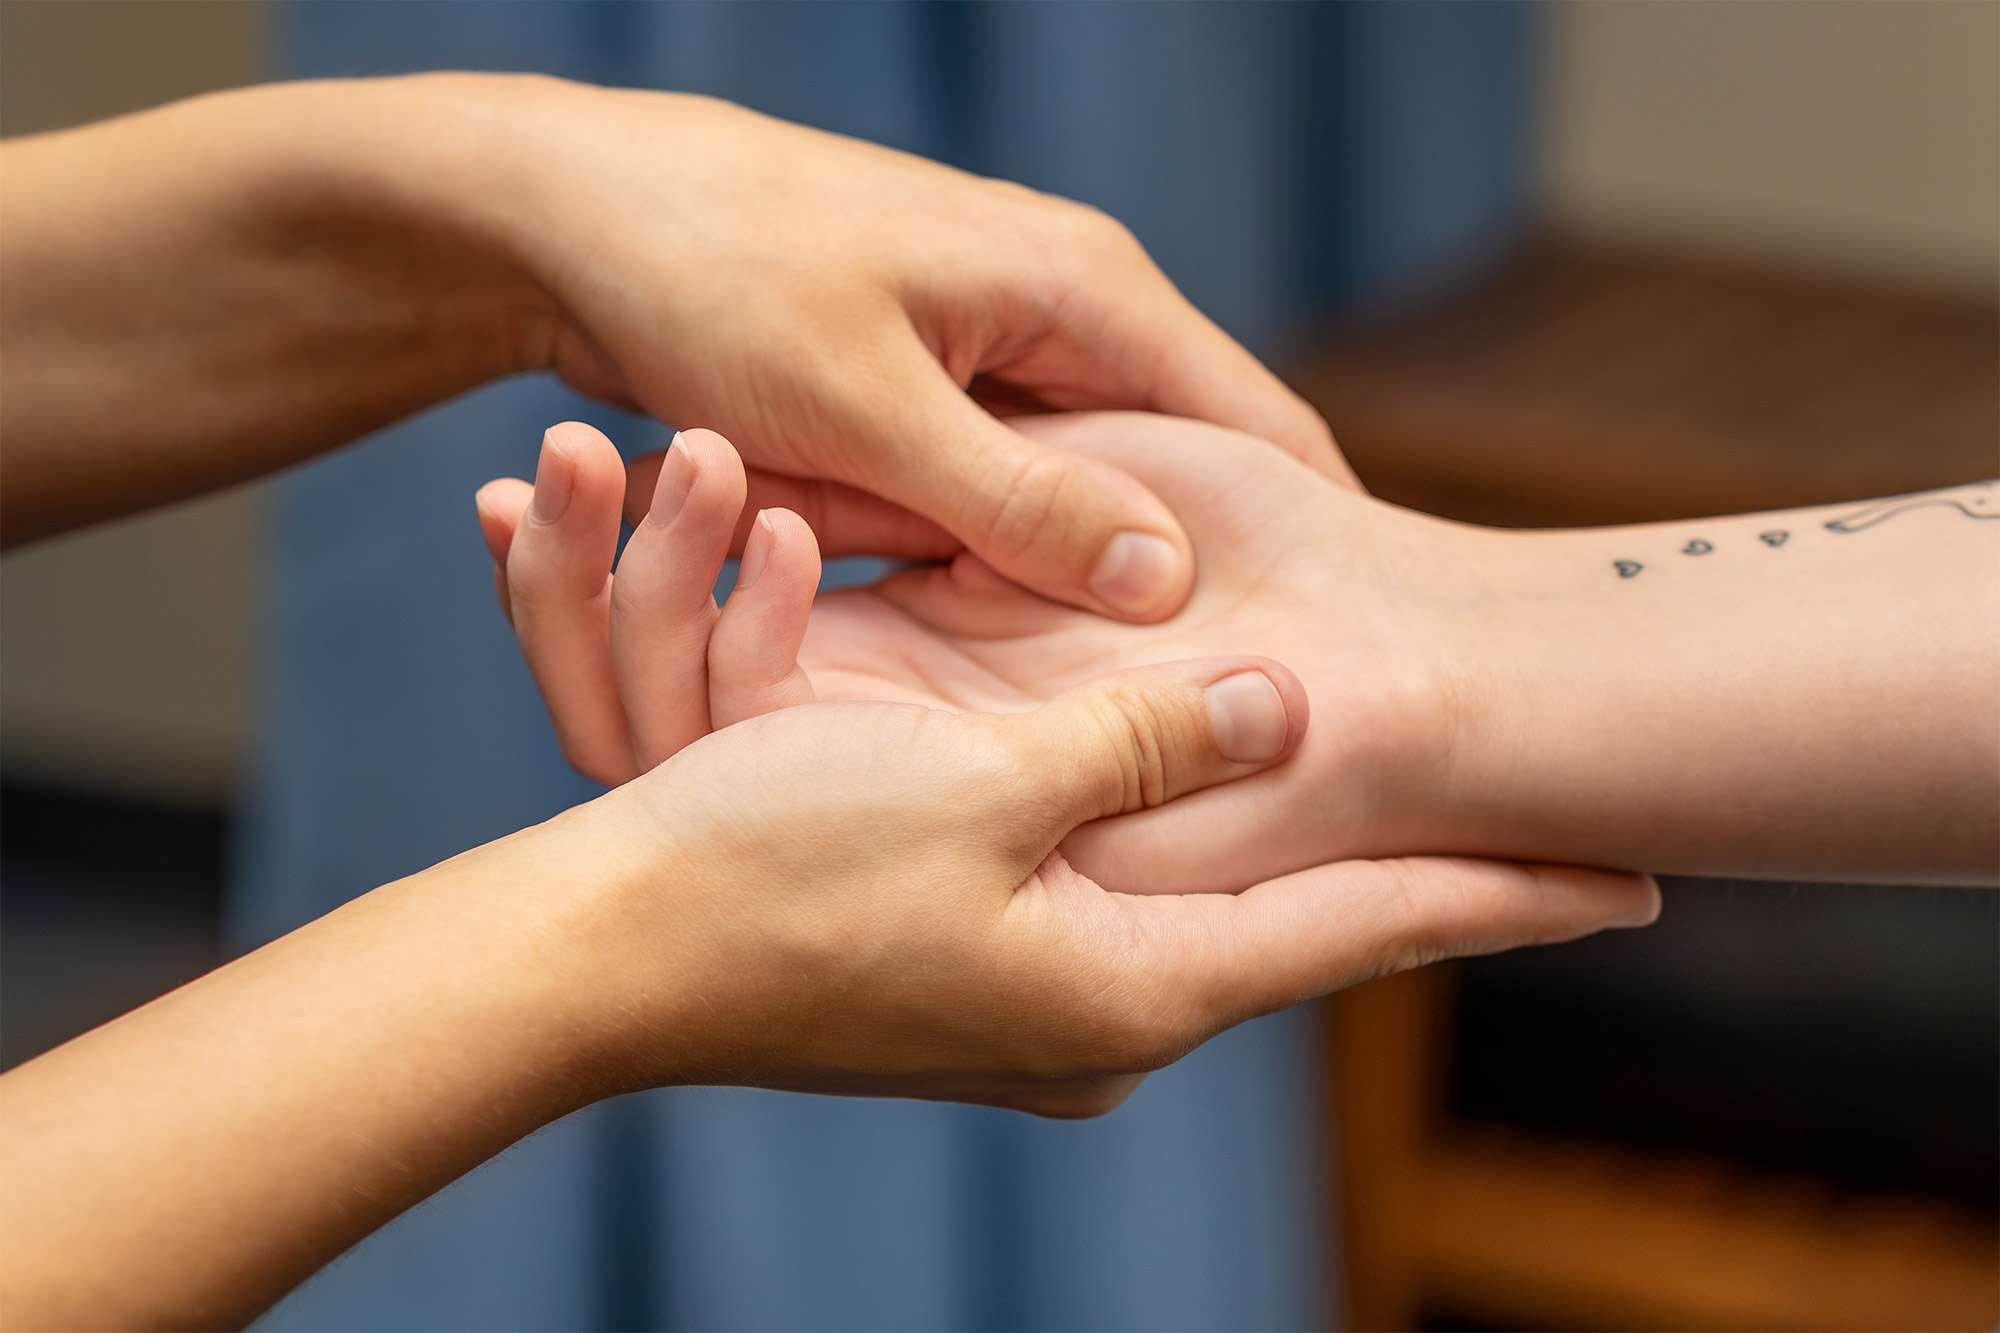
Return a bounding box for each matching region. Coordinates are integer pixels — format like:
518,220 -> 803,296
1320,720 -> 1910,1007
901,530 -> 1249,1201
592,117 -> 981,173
473,477 -> 533,626
610,429 -> 745,769
505,421 -> 635,784
839,340 -> 1196,622
1137,858 -> 1662,1028
708,507 -> 821,727
624,452 -> 961,562
999,657 -> 1309,832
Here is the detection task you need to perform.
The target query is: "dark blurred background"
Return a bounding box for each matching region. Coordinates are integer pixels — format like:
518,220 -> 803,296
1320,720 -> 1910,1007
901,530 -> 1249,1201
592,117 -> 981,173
2,3 -> 1994,1331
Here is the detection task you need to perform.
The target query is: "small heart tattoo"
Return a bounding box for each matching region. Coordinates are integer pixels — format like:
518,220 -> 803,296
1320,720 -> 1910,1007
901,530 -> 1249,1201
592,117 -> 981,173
1613,560 -> 1643,578
1759,530 -> 1789,547
1682,539 -> 1713,555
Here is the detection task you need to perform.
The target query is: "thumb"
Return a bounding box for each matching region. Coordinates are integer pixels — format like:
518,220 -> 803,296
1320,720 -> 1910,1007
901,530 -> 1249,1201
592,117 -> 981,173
999,658 -> 1309,832
880,369 -> 1198,623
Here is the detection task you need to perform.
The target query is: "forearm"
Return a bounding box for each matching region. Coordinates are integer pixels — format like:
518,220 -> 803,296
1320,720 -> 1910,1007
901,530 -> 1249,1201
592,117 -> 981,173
1445,482 -> 2000,882
0,75 -> 560,545
0,808 -> 635,1330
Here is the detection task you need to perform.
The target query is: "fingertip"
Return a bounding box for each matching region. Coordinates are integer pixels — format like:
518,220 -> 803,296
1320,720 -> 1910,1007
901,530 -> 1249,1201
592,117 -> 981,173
532,422 -> 626,528
670,428 -> 747,486
1624,873 -> 1665,928
474,478 -> 533,565
1087,524 -> 1194,622
734,507 -> 821,594
1206,672 -> 1290,766
1525,862 -> 1665,932
1168,656 -> 1310,768
737,508 -> 776,590
763,507 -> 823,578
543,419 -> 620,459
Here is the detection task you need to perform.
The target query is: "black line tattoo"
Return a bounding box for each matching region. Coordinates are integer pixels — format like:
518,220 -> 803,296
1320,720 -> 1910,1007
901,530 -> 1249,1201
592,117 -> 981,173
1825,483 -> 1999,533
1610,481 -> 1998,578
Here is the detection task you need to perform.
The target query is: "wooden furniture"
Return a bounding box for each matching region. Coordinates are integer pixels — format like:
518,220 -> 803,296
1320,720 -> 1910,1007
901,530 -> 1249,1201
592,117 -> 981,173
1296,238 -> 1999,1332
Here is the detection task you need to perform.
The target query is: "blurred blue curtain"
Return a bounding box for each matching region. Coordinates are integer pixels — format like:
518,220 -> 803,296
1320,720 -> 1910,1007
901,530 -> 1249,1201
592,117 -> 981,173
235,4 -> 1531,1329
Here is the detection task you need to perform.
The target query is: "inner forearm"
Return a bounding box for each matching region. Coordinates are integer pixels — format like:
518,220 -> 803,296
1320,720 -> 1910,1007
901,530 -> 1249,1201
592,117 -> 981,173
1451,482 -> 2000,882
0,76 -> 551,545
0,816 -> 619,1330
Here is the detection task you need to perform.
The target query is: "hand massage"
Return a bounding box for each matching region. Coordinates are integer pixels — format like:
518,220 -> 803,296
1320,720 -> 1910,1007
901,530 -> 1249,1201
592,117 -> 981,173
0,75 -> 1992,1330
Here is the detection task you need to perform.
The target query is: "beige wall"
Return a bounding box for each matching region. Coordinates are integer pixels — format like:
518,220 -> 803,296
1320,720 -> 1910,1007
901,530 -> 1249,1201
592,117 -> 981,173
1542,0 -> 2000,293
1,1 -> 267,806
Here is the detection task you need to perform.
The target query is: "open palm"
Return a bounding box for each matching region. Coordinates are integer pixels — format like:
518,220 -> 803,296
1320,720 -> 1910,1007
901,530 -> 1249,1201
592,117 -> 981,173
477,412 -> 1488,894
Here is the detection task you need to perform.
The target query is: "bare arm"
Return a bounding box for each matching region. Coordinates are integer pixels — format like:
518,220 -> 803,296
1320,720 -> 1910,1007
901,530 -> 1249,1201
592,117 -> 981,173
0,75 -> 1346,619
0,651 -> 1652,1329
503,414 -> 1996,891
0,79 -> 538,543
1438,479 -> 2000,881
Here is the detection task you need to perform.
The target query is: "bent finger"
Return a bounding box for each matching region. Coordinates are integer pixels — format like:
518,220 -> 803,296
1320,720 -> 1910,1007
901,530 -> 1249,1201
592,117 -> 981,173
708,507 -> 821,727
611,429 -> 746,769
505,422 -> 635,784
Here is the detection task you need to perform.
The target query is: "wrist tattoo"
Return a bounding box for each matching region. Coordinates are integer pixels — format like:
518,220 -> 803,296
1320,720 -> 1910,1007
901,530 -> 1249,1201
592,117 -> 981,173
1610,480 -> 1997,579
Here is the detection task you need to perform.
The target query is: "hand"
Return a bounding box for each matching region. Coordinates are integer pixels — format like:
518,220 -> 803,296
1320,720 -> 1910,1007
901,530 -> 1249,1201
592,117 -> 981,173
458,76 -> 1349,620
477,416 -> 1488,894
482,414 -> 2000,886
529,597 -> 1656,1119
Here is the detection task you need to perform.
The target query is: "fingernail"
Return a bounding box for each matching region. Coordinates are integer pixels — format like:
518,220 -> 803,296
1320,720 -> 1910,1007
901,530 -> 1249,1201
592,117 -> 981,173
1206,671 -> 1289,764
1612,881 -> 1665,929
1089,532 -> 1182,614
737,510 -> 775,590
651,435 -> 696,526
530,434 -> 574,523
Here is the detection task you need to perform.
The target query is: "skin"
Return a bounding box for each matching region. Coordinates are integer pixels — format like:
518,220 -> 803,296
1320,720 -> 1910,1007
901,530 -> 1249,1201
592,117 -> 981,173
0,68 -> 1655,1332
0,652 -> 1657,1329
478,414 -> 2000,886
0,72 -> 1344,619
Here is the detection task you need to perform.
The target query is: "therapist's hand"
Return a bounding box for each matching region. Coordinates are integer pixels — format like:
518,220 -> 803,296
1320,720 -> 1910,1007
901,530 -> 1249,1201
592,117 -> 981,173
564,651 -> 1653,1116
1,73 -> 1343,552
463,76 -> 1347,619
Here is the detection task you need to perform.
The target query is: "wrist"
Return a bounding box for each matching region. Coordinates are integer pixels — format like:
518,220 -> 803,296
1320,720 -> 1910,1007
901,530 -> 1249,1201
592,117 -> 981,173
467,788 -> 724,1096
351,75 -> 707,374
1288,508 -> 1513,862
1416,527 -> 1633,865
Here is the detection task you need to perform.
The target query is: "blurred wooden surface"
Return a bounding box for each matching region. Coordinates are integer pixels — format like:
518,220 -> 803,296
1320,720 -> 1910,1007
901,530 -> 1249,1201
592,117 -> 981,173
1419,1131 -> 2000,1333
1302,238 -> 1999,1332
1296,237 -> 1998,528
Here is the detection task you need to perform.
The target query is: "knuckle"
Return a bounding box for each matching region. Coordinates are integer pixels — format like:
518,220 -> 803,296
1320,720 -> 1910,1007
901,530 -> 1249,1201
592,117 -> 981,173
1026,196 -> 1145,287
971,450 -> 1076,566
1364,860 -> 1463,981
1084,683 -> 1196,813
1057,198 -> 1139,252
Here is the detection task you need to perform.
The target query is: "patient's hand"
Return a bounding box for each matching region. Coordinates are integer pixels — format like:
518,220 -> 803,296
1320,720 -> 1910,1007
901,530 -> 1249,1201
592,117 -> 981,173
483,408 -> 2000,889
475,413 -> 1501,895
